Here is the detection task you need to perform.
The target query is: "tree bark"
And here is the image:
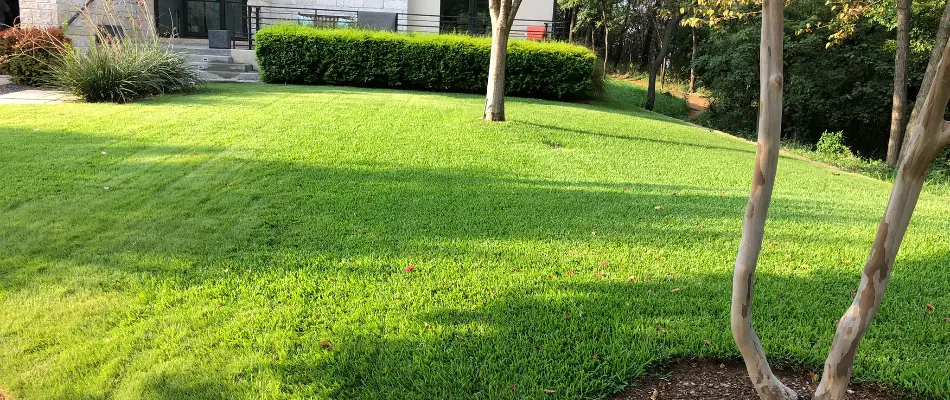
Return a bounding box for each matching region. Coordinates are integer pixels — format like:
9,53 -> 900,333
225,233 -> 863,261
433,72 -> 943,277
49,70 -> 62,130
689,26 -> 697,94
645,13 -> 682,111
731,1 -> 797,399
616,0 -> 631,71
814,40 -> 950,400
568,6 -> 575,43
886,0 -> 911,166
484,0 -> 522,122
639,1 -> 655,71
603,5 -> 610,74
900,0 -> 950,159
660,56 -> 667,89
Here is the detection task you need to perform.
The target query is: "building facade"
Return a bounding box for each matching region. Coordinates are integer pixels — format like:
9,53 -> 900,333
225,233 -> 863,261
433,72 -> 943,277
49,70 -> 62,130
12,0 -> 558,44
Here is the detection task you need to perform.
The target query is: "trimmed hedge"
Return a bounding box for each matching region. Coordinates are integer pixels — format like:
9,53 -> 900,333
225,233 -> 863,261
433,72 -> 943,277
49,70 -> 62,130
255,25 -> 599,100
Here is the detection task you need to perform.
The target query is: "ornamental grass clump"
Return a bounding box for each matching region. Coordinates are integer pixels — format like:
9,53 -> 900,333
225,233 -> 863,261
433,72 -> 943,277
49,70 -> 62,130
48,1 -> 200,103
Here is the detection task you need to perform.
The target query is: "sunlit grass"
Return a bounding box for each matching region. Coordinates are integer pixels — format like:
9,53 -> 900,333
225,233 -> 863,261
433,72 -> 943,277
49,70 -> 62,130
0,84 -> 947,399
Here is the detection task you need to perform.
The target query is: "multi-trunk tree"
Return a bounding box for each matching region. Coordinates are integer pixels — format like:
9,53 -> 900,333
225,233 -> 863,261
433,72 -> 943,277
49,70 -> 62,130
732,0 -> 950,398
484,0 -> 524,122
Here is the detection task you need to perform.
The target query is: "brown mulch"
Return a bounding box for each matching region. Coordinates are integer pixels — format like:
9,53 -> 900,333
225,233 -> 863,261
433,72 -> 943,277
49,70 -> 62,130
614,360 -> 919,400
0,80 -> 36,96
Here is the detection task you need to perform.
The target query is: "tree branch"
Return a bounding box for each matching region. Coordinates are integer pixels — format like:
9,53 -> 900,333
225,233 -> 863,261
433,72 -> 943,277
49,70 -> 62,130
940,120 -> 950,147
488,0 -> 500,26
504,0 -> 523,30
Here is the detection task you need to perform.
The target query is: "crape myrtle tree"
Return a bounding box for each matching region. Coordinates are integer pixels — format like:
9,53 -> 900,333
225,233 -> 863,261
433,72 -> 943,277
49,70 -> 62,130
484,0 -> 524,121
732,0 -> 950,398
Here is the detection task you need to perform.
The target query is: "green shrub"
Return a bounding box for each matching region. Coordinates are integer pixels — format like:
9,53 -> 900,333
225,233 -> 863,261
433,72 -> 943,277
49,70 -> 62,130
815,130 -> 851,157
0,27 -> 69,85
49,39 -> 200,103
255,25 -> 599,100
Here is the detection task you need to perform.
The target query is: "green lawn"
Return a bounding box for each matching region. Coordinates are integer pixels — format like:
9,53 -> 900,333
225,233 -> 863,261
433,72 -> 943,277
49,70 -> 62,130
0,83 -> 948,400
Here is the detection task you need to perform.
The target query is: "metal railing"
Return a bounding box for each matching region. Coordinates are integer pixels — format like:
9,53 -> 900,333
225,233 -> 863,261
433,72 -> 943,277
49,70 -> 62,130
243,5 -> 567,48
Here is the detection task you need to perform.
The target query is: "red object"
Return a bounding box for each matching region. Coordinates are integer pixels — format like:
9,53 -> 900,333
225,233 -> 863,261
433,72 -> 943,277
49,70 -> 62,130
526,26 -> 546,40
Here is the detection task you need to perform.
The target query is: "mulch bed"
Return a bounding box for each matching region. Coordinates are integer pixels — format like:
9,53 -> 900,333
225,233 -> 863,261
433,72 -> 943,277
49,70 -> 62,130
0,83 -> 34,96
614,360 -> 918,400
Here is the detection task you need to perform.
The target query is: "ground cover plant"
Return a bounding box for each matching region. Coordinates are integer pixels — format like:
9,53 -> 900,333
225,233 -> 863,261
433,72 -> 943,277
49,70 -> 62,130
0,84 -> 948,399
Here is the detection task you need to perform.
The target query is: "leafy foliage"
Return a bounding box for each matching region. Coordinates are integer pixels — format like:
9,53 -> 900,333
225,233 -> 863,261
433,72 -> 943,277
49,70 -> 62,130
694,0 -> 923,156
815,130 -> 851,157
784,132 -> 950,195
255,25 -> 600,100
0,27 -> 69,86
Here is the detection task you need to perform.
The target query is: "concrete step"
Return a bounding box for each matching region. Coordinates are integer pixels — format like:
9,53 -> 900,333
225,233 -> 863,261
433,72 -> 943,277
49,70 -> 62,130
198,70 -> 260,83
187,62 -> 253,72
185,54 -> 231,63
178,47 -> 233,56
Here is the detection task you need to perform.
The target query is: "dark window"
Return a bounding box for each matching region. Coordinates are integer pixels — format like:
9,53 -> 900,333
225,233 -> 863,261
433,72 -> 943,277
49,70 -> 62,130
439,0 -> 489,35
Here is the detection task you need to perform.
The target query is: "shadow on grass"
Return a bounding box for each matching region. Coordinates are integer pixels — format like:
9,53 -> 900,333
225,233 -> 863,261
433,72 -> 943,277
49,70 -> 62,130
0,131 -> 887,290
138,268 -> 949,398
1,132 -> 948,399
145,83 -> 693,125
512,120 -> 755,156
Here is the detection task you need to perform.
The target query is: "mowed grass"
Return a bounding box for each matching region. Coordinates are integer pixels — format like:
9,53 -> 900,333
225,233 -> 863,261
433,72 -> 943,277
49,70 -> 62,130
0,83 -> 948,400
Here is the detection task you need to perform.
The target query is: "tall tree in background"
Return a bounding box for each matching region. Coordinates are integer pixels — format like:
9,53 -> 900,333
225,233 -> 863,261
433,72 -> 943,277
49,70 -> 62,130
645,8 -> 683,111
901,0 -> 950,158
886,0 -> 911,166
484,0 -> 524,121
689,25 -> 697,93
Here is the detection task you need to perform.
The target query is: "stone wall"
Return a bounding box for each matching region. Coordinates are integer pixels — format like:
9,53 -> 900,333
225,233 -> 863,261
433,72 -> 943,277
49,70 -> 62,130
19,0 -> 155,47
19,0 -> 60,28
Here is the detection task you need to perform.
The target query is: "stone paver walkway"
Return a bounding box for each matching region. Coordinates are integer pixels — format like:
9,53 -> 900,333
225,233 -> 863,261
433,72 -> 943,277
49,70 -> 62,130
0,89 -> 76,104
0,75 -> 75,104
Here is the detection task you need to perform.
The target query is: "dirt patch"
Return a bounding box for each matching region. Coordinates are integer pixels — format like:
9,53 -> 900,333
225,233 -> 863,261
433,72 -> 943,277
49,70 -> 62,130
616,77 -> 710,119
614,360 -> 918,400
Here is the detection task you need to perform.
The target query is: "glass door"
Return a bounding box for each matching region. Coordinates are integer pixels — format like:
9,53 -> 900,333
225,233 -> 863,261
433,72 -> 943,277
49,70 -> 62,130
181,0 -> 247,38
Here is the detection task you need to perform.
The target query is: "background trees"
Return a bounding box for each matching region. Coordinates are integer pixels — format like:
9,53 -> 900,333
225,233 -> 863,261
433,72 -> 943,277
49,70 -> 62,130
558,0 -> 949,161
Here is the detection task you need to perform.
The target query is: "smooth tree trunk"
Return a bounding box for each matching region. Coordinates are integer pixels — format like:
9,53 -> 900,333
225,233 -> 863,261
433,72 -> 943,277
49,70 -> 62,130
731,0 -> 797,399
603,5 -> 609,74
813,40 -> 950,400
484,0 -> 522,122
645,13 -> 682,111
886,0 -> 911,166
689,26 -> 697,93
900,0 -> 950,159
